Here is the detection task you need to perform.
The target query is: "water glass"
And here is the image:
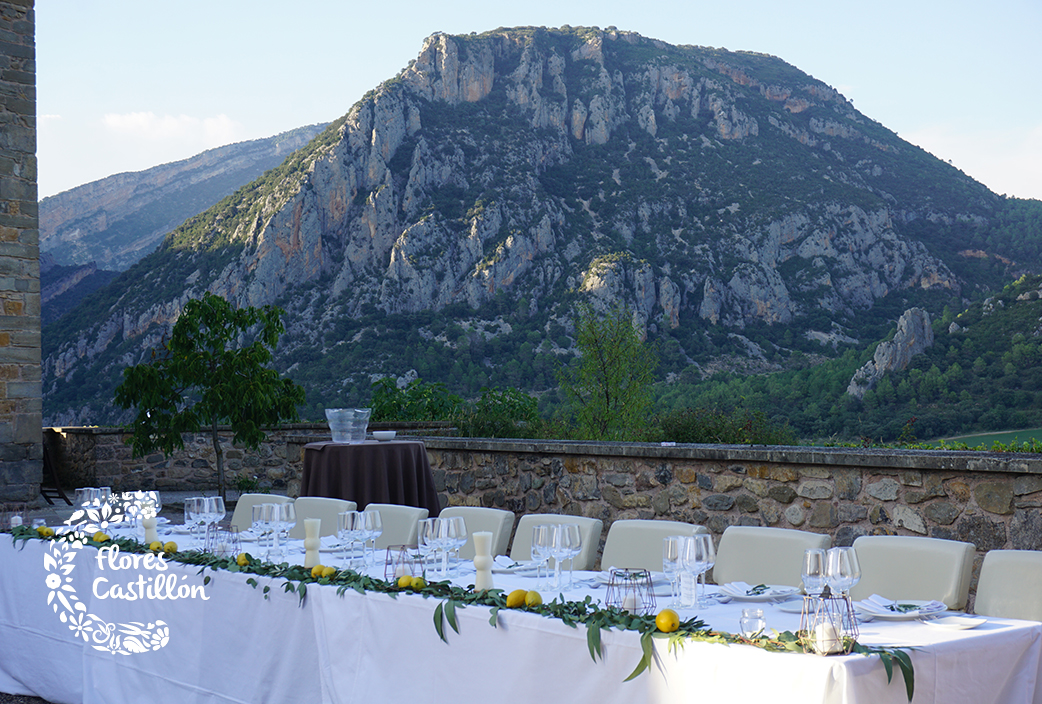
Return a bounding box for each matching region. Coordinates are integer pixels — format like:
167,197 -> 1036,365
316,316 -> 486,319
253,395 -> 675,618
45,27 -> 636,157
561,524 -> 582,589
251,503 -> 274,552
739,608 -> 766,638
446,516 -> 467,576
363,510 -> 383,567
337,511 -> 366,568
802,548 -> 827,597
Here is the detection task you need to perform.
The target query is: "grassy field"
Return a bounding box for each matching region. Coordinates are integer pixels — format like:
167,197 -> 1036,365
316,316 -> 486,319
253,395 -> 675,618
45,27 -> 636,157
932,428 -> 1042,449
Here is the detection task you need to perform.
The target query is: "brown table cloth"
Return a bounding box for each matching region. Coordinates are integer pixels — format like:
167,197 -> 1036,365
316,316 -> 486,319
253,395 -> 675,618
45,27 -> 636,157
300,440 -> 441,516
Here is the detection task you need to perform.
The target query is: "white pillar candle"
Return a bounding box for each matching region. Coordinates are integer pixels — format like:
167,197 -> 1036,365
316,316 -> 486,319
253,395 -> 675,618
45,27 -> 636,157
142,515 -> 159,544
813,621 -> 843,654
9,515 -> 22,528
622,592 -> 639,612
472,531 -> 494,591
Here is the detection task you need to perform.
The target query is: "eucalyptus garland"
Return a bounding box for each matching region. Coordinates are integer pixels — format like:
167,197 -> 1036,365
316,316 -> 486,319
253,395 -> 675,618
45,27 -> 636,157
7,528 -> 914,700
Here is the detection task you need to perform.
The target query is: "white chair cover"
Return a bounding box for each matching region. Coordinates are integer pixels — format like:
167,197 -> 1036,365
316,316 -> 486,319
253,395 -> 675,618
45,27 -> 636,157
600,519 -> 709,572
288,497 -> 356,539
850,535 -> 974,609
976,550 -> 1042,621
438,506 -> 515,560
713,526 -> 831,587
509,514 -> 604,570
364,503 -> 429,549
229,493 -> 292,532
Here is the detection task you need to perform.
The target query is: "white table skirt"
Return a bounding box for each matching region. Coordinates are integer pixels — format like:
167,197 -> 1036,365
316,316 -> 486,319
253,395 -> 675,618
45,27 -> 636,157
3,534 -> 1042,704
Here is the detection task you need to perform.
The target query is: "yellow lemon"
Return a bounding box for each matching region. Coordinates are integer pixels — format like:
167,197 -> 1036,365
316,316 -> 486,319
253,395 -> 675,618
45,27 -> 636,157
311,564 -> 326,579
37,526 -> 55,538
656,608 -> 680,633
505,589 -> 528,608
236,553 -> 249,567
92,531 -> 110,543
148,540 -> 164,552
410,576 -> 427,590
524,590 -> 542,607
162,541 -> 177,554
397,574 -> 414,589
321,566 -> 337,578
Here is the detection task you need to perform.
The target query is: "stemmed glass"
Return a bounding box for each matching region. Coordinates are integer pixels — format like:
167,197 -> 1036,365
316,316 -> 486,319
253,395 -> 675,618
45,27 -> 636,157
363,511 -> 383,568
693,534 -> 716,607
825,547 -> 861,597
803,548 -> 827,597
277,502 -> 296,556
184,497 -> 205,539
418,518 -> 437,573
663,536 -> 684,608
206,497 -> 226,530
446,516 -> 467,576
531,524 -> 555,590
337,511 -> 366,569
252,504 -> 274,554
561,524 -> 582,589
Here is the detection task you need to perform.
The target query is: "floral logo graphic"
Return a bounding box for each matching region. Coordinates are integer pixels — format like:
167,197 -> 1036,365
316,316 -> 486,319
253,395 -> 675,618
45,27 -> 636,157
45,499 -> 170,654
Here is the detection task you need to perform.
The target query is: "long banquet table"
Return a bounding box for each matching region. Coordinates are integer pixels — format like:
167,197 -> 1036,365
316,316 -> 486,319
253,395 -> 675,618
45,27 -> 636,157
2,528 -> 1042,704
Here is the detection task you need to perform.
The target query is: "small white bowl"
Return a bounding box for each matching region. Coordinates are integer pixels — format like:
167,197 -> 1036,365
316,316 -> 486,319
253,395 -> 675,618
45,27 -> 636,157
372,430 -> 397,442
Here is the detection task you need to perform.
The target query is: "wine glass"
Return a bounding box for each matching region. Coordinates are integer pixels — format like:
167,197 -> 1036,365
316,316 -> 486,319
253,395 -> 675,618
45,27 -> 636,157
681,535 -> 708,608
277,502 -> 296,552
207,497 -> 226,528
825,547 -> 861,597
663,536 -> 684,608
257,503 -> 283,561
531,524 -> 555,590
803,548 -> 827,597
418,518 -> 437,572
561,524 -> 583,589
252,503 -> 273,552
549,524 -> 571,590
447,516 -> 467,576
184,497 -> 204,539
337,511 -> 366,569
363,511 -> 383,569
694,534 -> 716,607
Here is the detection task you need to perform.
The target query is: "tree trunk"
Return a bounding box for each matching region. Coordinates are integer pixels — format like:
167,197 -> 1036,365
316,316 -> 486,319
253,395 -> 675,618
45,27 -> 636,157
211,418 -> 226,502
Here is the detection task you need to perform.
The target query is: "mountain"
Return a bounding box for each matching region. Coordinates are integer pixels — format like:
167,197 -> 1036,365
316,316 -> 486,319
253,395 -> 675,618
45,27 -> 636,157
39,124 -> 328,271
42,27 -> 1040,427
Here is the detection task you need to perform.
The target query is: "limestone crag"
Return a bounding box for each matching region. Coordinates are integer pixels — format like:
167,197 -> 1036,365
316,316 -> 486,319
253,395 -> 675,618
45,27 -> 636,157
846,307 -> 935,398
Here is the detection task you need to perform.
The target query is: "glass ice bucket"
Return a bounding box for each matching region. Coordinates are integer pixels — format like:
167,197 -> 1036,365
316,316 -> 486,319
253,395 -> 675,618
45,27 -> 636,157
325,408 -> 372,443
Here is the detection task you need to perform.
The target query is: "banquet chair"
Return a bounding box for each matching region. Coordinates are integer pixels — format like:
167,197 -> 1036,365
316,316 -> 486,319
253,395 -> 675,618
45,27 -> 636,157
509,514 -> 604,570
229,493 -> 292,532
849,535 -> 974,609
364,503 -> 428,549
438,506 -> 515,560
713,526 -> 831,587
975,550 -> 1042,621
289,497 -> 356,539
600,519 -> 709,572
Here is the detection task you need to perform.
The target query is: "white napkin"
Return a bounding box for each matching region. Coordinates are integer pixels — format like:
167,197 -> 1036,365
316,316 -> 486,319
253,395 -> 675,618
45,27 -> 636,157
495,555 -> 520,569
855,594 -> 946,614
721,581 -> 754,596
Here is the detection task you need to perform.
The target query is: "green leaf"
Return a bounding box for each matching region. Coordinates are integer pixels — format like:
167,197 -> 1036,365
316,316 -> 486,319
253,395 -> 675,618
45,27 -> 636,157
892,649 -> 915,701
586,621 -> 602,662
623,631 -> 655,682
433,602 -> 447,643
488,605 -> 500,628
445,599 -> 461,635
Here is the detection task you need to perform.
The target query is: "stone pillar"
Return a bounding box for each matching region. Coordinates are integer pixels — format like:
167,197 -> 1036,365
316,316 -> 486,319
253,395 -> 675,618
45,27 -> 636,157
0,0 -> 40,502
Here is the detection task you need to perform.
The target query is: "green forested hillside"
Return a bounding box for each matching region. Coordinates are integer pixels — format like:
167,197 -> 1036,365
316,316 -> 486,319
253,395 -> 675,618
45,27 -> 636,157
654,274 -> 1042,442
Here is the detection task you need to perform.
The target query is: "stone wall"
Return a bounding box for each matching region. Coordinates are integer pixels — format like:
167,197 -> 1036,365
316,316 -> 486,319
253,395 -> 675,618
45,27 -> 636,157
49,428 -> 1042,588
0,0 -> 39,502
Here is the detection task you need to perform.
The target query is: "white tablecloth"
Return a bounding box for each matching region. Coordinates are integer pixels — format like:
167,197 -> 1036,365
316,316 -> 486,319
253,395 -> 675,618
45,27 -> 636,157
3,532 -> 1041,704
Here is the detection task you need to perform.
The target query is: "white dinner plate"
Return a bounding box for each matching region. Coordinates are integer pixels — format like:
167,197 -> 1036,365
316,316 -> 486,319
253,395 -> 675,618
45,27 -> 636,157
854,599 -> 947,621
170,524 -> 193,535
774,598 -> 808,613
720,584 -> 799,601
922,615 -> 986,630
492,560 -> 539,574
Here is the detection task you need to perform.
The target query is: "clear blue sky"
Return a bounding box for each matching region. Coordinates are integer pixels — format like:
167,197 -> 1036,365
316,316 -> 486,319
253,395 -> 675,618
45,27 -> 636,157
37,0 -> 1042,201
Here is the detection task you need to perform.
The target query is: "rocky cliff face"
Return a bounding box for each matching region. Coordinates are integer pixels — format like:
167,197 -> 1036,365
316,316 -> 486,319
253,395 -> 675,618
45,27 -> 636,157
40,124 -> 327,271
43,27 -> 1004,424
846,307 -> 935,398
